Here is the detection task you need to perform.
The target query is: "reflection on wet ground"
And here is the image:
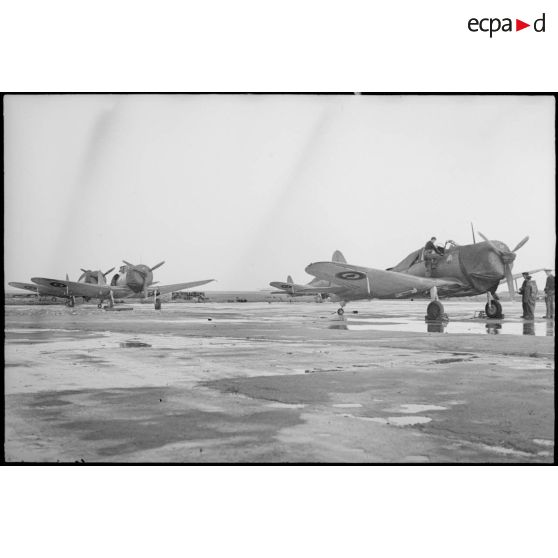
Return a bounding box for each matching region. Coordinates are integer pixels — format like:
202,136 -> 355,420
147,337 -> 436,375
119,341 -> 152,348
329,315 -> 554,336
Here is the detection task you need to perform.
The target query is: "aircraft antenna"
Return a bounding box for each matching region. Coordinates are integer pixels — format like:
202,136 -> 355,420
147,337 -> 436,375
470,223 -> 476,244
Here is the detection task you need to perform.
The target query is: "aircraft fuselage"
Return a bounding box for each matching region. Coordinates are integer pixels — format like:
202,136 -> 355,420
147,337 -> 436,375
401,241 -> 510,296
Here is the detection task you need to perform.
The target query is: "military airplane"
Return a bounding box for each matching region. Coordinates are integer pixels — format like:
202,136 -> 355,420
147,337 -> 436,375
30,260 -> 214,308
9,268 -> 114,303
270,251 -> 349,298
304,232 -> 529,320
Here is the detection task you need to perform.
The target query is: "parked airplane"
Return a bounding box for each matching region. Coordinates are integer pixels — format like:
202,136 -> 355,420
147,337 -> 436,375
270,251 -> 348,297
30,260 -> 214,308
9,268 -> 115,303
304,232 -> 529,320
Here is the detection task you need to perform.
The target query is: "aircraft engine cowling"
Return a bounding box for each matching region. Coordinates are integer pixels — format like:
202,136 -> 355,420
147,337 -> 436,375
125,265 -> 154,294
458,241 -> 509,293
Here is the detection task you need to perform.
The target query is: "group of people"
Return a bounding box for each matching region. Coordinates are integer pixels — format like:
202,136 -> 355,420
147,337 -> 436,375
518,269 -> 554,320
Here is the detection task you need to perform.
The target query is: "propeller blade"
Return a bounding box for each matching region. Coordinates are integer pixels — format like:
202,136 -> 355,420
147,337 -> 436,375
150,261 -> 165,272
123,260 -> 136,268
103,267 -> 115,277
477,232 -> 504,256
512,236 -> 529,252
505,264 -> 515,301
80,268 -> 87,273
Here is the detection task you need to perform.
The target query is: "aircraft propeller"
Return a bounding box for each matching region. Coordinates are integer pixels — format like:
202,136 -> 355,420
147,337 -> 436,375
79,267 -> 115,284
478,232 -> 529,301
122,260 -> 165,298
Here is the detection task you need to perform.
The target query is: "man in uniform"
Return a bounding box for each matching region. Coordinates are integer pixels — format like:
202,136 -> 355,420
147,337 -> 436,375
543,268 -> 555,319
518,272 -> 538,320
424,236 -> 443,277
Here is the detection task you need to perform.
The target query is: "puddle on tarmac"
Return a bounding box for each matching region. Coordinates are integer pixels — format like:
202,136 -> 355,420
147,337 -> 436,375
119,341 -> 152,348
332,403 -> 363,408
387,404 -> 447,414
265,402 -> 306,409
344,414 -> 432,426
328,316 -> 554,336
533,439 -> 554,447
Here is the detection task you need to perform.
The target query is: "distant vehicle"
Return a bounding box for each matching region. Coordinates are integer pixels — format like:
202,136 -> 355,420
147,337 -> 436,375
304,231 -> 529,320
29,260 -> 214,309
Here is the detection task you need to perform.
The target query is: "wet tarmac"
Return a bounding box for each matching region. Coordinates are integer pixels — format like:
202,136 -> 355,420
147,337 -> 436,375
4,300 -> 555,463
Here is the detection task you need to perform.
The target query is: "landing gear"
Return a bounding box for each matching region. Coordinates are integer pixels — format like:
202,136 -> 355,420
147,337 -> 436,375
97,302 -> 103,309
154,299 -> 161,310
337,307 -> 344,316
485,295 -> 503,319
425,285 -> 448,323
426,300 -> 445,320
66,297 -> 75,308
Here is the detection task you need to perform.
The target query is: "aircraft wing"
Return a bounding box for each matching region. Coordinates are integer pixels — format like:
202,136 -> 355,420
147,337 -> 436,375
499,268 -> 546,283
9,282 -> 41,293
9,281 -> 69,297
31,277 -> 112,298
269,281 -> 345,295
305,262 -> 462,298
146,279 -> 215,297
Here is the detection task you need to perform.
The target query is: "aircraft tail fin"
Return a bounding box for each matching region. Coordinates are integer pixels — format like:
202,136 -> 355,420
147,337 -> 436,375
66,273 -> 69,281
332,250 -> 346,264
287,275 -> 294,285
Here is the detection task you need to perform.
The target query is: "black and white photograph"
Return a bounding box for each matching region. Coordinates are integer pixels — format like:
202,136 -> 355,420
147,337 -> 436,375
3,93 -> 555,464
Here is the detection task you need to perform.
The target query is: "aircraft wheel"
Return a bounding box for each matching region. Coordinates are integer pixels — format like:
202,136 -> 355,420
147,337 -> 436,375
68,298 -> 75,308
485,300 -> 503,319
97,303 -> 102,309
337,307 -> 344,316
426,300 -> 444,320
154,299 -> 162,310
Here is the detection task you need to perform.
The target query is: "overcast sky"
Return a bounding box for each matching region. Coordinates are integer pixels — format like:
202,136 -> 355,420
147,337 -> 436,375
4,94 -> 555,290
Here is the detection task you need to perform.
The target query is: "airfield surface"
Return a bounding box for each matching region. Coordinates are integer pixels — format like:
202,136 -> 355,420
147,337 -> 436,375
4,300 -> 555,463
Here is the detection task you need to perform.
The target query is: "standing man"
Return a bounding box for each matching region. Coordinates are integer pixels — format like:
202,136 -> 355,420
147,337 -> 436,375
424,236 -> 443,277
543,268 -> 555,319
518,272 -> 538,320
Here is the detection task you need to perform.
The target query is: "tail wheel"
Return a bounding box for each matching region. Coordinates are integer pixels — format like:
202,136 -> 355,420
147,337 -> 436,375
485,300 -> 503,319
337,307 -> 345,315
426,300 -> 444,320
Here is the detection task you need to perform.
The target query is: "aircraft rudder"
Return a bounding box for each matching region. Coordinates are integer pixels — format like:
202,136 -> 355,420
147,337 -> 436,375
332,250 -> 346,264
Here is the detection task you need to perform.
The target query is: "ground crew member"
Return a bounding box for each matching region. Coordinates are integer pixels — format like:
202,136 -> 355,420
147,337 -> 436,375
543,268 -> 555,319
518,272 -> 538,320
424,237 -> 443,255
424,237 -> 443,277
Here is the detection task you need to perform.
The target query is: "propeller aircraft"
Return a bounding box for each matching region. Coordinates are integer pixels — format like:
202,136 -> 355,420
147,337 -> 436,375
304,232 -> 530,320
29,260 -> 214,309
9,267 -> 115,303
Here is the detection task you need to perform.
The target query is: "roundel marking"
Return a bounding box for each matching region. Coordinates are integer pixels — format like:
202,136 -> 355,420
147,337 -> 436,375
50,281 -> 67,288
335,271 -> 366,281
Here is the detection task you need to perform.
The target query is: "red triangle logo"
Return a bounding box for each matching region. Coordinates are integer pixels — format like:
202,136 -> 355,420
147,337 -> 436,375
516,19 -> 530,31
